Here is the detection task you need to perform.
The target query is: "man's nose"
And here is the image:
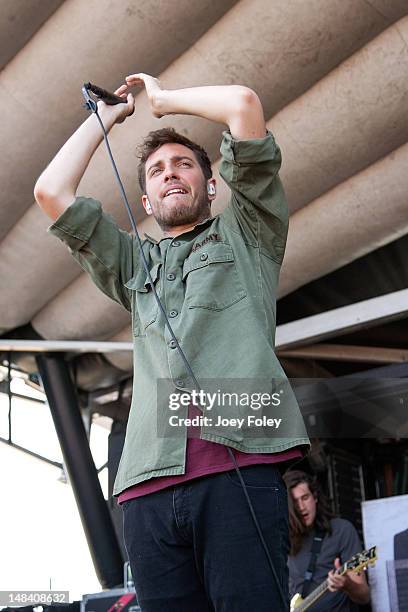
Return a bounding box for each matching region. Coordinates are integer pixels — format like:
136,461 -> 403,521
164,165 -> 179,180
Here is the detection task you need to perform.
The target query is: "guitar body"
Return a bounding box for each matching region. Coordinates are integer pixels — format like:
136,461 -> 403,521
290,593 -> 304,610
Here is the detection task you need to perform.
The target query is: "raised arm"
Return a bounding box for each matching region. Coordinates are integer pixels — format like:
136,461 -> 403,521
124,73 -> 266,140
34,85 -> 134,220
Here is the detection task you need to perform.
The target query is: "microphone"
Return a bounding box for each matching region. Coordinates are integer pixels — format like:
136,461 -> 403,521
83,82 -> 126,105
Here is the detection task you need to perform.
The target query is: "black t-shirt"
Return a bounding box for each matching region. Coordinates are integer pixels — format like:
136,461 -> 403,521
288,518 -> 362,612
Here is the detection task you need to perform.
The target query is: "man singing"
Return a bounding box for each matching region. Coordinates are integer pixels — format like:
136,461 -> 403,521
35,74 -> 309,611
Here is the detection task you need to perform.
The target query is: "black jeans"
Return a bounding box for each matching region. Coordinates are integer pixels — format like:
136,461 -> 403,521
122,464 -> 289,611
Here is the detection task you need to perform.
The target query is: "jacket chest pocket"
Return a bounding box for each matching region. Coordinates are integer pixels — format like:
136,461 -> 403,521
125,263 -> 161,336
182,243 -> 246,311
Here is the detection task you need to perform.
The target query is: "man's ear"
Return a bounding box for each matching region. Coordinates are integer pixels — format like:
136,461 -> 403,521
207,178 -> 217,201
142,194 -> 153,215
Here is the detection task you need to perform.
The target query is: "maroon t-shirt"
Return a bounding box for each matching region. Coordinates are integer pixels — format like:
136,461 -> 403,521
118,404 -> 302,503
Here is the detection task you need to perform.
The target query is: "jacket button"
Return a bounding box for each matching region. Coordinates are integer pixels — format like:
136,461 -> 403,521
172,241 -> 181,247
169,339 -> 177,349
169,310 -> 178,318
167,273 -> 176,281
175,379 -> 184,387
200,252 -> 208,261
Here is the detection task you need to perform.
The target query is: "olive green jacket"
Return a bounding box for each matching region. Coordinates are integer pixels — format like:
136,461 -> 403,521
49,130 -> 309,495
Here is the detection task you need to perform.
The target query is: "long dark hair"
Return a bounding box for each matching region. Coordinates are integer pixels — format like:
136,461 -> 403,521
283,470 -> 333,555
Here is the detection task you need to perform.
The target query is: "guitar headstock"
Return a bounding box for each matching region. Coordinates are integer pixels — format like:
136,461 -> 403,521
342,546 -> 377,574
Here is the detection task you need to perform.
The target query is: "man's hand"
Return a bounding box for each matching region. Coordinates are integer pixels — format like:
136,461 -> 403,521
125,73 -> 163,117
98,84 -> 135,124
34,83 -> 134,221
327,558 -> 370,605
327,558 -> 347,592
123,73 -> 266,139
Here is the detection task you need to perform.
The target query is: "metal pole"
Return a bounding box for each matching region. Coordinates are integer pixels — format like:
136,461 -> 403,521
36,353 -> 123,589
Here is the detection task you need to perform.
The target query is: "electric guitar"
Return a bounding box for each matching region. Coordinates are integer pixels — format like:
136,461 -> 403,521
290,545 -> 377,611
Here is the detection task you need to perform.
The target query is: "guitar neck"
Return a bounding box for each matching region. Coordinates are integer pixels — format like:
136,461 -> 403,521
297,578 -> 330,611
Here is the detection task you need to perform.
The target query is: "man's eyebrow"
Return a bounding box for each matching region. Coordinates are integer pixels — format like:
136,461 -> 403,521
147,155 -> 195,174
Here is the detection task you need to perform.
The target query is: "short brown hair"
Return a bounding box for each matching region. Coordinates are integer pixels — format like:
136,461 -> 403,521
137,127 -> 212,192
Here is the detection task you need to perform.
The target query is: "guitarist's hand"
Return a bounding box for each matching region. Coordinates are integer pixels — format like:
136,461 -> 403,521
327,557 -> 370,604
327,558 -> 349,592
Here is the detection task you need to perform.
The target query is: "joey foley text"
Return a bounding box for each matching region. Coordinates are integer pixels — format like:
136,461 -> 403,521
167,389 -> 284,429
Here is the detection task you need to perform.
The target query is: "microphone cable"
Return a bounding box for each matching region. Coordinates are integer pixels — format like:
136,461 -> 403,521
82,83 -> 287,609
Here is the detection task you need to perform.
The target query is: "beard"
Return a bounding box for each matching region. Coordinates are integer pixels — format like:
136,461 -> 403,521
151,189 -> 211,231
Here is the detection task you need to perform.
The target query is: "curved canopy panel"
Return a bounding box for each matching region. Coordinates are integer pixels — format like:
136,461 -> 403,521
280,141 -> 408,297
273,16 -> 408,211
0,0 -> 64,69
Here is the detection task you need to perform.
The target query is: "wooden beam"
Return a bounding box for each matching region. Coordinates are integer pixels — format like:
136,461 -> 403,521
278,344 -> 408,364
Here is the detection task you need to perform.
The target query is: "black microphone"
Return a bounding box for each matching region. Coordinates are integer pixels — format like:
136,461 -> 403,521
83,82 -> 126,105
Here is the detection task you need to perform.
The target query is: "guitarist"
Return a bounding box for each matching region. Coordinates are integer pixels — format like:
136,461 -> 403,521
284,470 -> 370,611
